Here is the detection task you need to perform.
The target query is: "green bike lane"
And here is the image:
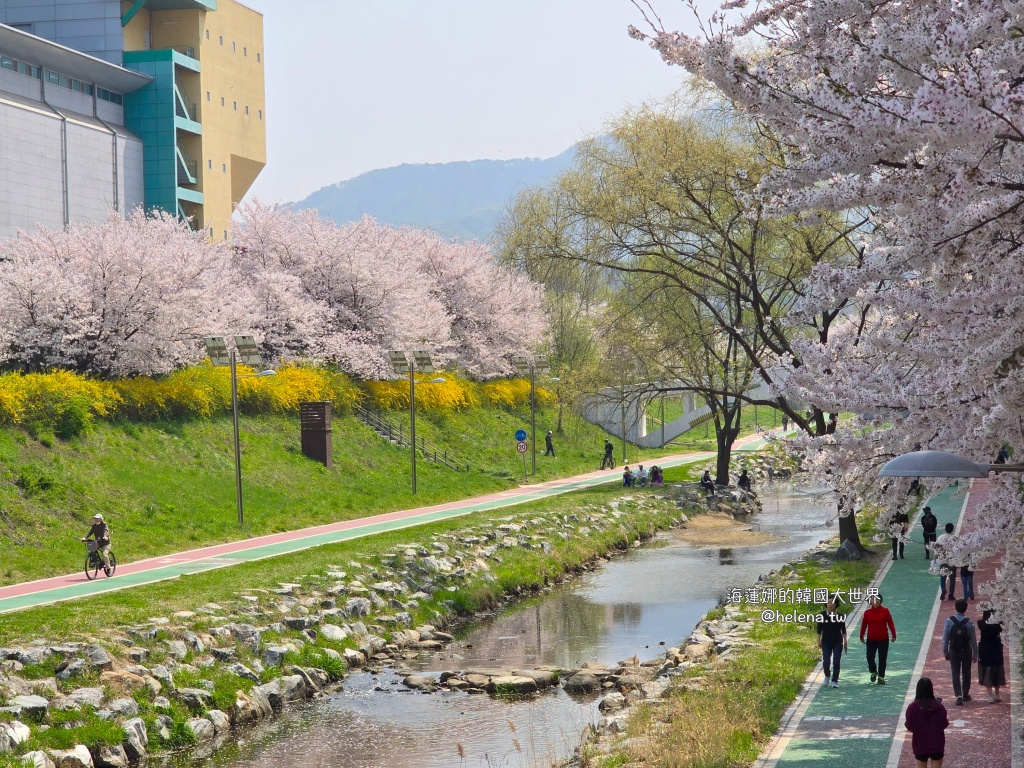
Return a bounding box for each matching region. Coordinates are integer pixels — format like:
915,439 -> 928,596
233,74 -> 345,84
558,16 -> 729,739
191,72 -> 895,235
0,434 -> 772,615
758,484 -> 965,768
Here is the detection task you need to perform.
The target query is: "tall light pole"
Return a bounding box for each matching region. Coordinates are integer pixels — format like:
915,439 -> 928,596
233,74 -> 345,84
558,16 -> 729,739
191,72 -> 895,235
389,350 -> 444,494
204,336 -> 276,526
513,354 -> 549,475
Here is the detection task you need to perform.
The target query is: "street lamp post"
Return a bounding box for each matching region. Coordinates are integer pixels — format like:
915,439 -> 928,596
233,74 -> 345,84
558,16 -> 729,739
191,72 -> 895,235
879,449 -> 1024,478
204,335 -> 276,526
513,355 -> 550,475
389,350 -> 444,494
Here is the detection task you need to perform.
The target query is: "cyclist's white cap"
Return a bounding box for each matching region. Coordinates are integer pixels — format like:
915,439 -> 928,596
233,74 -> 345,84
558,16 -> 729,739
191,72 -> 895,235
93,514 -> 104,521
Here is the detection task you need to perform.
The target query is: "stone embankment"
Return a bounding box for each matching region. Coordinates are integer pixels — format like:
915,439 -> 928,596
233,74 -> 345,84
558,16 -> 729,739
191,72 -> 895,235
0,488 -> 705,768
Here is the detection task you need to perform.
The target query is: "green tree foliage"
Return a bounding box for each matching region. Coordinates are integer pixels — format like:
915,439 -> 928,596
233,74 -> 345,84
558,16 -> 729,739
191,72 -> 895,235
501,97 -> 863,485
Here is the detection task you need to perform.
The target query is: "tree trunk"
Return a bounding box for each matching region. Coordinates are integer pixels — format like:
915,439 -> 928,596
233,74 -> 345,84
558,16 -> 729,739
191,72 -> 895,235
713,420 -> 740,486
838,509 -> 867,552
556,400 -> 564,435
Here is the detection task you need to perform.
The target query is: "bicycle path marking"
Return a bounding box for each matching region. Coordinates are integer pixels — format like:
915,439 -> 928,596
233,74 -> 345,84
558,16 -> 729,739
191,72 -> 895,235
0,435 -> 770,614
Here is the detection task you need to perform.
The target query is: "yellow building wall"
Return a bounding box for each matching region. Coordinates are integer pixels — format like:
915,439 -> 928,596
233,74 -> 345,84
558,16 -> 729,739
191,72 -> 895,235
197,0 -> 266,239
120,0 -> 266,240
121,5 -> 151,51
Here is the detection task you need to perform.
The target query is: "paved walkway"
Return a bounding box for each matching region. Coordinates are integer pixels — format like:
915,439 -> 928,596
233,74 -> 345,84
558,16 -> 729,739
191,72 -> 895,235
757,480 -> 1015,768
0,434 -> 771,615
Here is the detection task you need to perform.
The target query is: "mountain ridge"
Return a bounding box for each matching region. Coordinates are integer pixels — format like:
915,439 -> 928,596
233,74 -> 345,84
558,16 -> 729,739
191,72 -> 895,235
293,147 -> 577,242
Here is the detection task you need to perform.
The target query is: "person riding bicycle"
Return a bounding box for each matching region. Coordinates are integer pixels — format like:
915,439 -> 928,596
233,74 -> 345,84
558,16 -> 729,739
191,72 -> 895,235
83,514 -> 112,576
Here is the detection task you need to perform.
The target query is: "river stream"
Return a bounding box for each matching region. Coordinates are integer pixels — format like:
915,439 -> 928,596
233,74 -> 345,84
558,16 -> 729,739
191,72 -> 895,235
178,482 -> 836,768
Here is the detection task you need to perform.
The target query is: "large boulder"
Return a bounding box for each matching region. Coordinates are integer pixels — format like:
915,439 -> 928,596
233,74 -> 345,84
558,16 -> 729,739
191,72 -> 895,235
343,598 -> 372,618
174,688 -> 214,712
9,695 -> 49,719
485,676 -> 538,695
319,625 -> 349,643
20,751 -> 56,768
230,687 -> 272,725
0,719 -> 31,751
277,675 -> 308,704
45,746 -> 93,768
121,718 -> 148,761
512,669 -> 559,688
107,699 -> 138,718
99,671 -> 147,696
56,660 -> 88,682
207,709 -> 230,733
835,539 -> 863,561
402,675 -> 437,691
187,718 -> 215,743
84,646 -> 113,670
93,745 -> 128,768
562,672 -> 601,694
67,688 -> 105,710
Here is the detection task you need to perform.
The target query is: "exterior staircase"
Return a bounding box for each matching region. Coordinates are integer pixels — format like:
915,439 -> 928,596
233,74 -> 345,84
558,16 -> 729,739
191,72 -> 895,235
353,404 -> 468,472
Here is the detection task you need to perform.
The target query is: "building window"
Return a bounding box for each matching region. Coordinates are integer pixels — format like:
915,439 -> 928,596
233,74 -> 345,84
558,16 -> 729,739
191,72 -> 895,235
243,46 -> 247,56
256,53 -> 261,63
258,109 -> 263,120
244,105 -> 249,115
221,96 -> 225,106
233,101 -> 237,110
224,230 -> 228,240
206,91 -> 211,101
208,159 -> 212,169
232,41 -> 236,52
205,29 -> 210,40
222,164 -> 227,173
219,35 -> 223,45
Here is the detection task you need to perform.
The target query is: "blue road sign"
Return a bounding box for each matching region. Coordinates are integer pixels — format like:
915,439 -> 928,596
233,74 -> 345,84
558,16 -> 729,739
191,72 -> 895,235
515,429 -> 528,441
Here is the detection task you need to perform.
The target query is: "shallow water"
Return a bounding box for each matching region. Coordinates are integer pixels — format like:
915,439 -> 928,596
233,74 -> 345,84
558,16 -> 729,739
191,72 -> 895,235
183,482 -> 836,768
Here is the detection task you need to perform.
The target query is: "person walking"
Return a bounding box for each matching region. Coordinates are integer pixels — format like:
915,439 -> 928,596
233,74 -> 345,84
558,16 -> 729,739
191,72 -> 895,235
544,430 -> 555,457
959,563 -> 975,600
942,598 -> 978,706
921,506 -> 938,560
977,608 -> 1006,703
816,599 -> 848,688
859,593 -> 897,684
935,523 -> 957,600
905,677 -> 949,768
889,507 -> 910,560
600,439 -> 615,470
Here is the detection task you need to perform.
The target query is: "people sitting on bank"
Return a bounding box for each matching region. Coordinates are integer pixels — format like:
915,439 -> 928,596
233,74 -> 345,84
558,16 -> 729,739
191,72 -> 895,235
737,469 -> 752,492
636,465 -> 649,486
700,470 -> 715,493
650,466 -> 664,486
622,466 -> 635,487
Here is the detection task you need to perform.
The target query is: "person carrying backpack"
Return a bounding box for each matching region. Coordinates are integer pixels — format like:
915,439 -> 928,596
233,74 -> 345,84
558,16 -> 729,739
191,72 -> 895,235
942,598 -> 978,705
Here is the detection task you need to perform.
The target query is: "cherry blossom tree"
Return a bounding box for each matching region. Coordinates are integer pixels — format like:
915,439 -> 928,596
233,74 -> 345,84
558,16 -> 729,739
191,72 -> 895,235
234,203 -> 545,378
630,0 -> 1024,625
0,210 -> 245,376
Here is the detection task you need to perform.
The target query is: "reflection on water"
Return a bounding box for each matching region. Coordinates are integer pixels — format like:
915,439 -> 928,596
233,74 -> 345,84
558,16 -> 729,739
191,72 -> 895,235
186,482 -> 835,768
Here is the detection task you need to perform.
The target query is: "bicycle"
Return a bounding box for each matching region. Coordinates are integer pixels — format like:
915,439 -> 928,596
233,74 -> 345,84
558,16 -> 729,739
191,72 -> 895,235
83,539 -> 117,580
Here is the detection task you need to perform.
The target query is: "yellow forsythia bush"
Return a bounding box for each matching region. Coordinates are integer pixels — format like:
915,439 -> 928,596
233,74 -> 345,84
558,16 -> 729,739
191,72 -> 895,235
365,375 -> 478,412
237,365 -> 364,414
0,371 -> 121,437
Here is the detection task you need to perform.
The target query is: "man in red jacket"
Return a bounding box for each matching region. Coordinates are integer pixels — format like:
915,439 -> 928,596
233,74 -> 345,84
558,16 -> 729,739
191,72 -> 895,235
860,593 -> 897,684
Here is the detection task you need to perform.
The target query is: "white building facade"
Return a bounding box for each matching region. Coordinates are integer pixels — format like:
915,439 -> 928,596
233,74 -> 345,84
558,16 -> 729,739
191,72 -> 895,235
0,23 -> 148,238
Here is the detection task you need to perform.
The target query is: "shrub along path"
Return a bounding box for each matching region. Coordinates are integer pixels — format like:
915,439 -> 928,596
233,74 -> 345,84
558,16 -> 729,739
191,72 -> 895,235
756,480 -> 1014,768
0,433 -> 770,615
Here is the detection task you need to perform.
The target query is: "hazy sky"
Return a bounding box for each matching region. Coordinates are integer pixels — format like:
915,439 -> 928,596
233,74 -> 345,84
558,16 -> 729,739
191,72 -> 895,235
242,1 -> 702,203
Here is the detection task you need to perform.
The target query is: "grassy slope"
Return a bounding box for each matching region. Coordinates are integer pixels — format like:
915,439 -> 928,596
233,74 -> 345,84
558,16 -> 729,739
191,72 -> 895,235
0,402 -> 690,586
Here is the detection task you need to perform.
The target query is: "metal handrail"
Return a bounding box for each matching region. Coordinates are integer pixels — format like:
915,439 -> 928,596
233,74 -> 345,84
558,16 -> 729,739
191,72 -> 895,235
353,404 -> 467,471
173,46 -> 197,60
174,85 -> 197,122
176,144 -> 197,183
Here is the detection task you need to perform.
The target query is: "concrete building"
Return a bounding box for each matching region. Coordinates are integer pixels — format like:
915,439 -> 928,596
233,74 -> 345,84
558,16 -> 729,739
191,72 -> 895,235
0,0 -> 266,239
